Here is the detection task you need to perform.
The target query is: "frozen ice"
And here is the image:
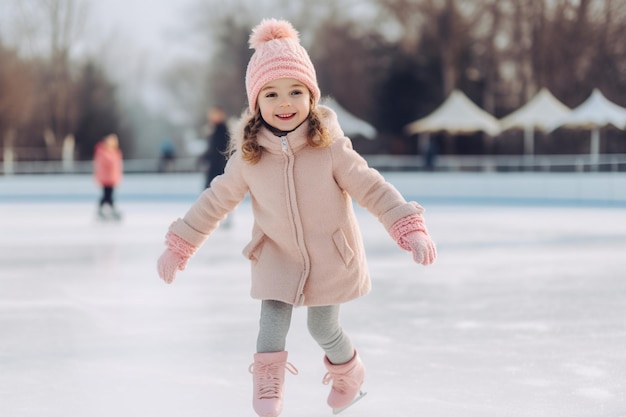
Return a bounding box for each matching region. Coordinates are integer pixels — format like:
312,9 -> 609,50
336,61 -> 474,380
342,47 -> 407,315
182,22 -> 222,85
1,173 -> 625,417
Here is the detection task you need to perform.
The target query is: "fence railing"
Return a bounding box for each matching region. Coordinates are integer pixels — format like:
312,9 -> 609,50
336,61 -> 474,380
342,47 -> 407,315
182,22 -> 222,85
365,154 -> 626,172
2,154 -> 626,175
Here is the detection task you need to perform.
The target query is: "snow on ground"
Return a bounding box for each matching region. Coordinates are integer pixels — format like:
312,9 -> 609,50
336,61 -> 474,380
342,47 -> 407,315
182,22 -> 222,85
1,173 -> 625,417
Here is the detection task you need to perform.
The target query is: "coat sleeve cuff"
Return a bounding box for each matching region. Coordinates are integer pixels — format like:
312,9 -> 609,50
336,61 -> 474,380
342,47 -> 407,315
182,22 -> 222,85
380,201 -> 425,231
168,218 -> 209,248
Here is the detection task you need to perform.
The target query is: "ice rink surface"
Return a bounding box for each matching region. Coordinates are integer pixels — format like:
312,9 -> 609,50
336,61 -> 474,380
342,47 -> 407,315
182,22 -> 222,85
1,173 -> 626,417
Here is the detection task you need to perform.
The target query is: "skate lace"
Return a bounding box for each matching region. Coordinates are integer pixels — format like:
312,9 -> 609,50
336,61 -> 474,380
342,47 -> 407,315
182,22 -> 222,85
323,370 -> 356,394
249,361 -> 298,399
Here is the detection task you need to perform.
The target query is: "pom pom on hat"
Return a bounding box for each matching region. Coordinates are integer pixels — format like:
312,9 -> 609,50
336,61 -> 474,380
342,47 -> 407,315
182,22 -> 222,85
245,18 -> 320,113
249,18 -> 299,49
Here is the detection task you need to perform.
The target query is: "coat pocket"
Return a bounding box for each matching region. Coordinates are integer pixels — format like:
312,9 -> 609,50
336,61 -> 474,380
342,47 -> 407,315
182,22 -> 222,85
332,228 -> 355,267
242,230 -> 266,262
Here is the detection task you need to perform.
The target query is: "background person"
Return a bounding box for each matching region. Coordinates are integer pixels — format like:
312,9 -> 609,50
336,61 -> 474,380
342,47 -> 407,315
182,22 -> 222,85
93,133 -> 123,220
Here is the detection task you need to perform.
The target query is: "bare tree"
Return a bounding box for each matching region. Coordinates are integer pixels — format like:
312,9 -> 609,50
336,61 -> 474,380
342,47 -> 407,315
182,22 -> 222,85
0,46 -> 36,162
73,61 -> 126,160
6,0 -> 88,158
310,20 -> 388,122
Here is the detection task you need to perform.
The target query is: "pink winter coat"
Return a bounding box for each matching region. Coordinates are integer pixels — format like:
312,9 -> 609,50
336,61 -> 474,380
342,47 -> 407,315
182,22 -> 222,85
94,142 -> 123,187
169,106 -> 424,307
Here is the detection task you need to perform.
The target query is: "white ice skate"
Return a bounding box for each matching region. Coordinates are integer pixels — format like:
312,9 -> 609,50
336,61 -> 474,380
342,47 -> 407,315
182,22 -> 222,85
97,205 -> 123,222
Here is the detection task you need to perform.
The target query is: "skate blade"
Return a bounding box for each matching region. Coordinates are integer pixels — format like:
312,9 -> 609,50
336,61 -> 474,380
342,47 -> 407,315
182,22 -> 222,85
332,390 -> 367,415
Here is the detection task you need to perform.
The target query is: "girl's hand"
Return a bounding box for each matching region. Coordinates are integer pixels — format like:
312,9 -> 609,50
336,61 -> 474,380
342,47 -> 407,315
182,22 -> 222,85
157,231 -> 197,283
401,230 -> 437,265
390,213 -> 437,266
157,249 -> 188,283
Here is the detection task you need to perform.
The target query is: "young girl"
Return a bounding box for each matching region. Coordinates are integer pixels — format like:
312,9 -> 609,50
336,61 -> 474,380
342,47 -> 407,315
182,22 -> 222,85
93,133 -> 123,220
157,18 -> 436,417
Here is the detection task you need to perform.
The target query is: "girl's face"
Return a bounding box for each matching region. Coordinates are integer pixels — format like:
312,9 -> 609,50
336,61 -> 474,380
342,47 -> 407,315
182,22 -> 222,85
257,78 -> 310,132
104,134 -> 119,149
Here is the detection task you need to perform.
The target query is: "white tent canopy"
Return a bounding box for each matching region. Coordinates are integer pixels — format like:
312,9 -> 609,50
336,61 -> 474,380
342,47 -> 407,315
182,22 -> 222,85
550,88 -> 626,130
499,88 -> 571,155
321,97 -> 377,139
404,90 -> 501,136
549,89 -> 626,166
500,88 -> 571,131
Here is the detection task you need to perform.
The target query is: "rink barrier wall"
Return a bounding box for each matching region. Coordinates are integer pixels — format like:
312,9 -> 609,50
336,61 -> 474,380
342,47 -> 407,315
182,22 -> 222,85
1,172 -> 625,207
2,153 -> 626,175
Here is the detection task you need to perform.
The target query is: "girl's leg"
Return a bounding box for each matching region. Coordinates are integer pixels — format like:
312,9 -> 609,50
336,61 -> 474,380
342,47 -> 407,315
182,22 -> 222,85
251,300 -> 297,417
307,305 -> 354,365
257,299 -> 293,353
309,305 -> 365,412
100,186 -> 114,207
104,186 -> 114,206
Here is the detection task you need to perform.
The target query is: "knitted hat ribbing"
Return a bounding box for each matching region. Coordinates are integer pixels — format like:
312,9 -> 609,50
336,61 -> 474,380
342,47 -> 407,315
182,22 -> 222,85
245,19 -> 320,113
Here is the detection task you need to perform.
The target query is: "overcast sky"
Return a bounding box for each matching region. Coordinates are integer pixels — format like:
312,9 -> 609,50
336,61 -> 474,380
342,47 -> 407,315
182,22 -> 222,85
86,0 -> 203,120
89,0 -> 197,57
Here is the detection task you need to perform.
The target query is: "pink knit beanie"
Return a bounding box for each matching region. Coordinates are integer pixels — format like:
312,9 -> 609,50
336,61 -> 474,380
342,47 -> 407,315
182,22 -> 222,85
245,18 -> 320,113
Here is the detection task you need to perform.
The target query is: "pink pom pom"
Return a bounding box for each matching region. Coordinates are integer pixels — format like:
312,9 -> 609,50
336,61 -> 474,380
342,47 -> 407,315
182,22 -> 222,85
249,18 -> 299,49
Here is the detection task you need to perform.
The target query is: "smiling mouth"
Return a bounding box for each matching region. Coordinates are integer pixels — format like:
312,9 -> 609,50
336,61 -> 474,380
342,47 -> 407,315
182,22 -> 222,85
276,113 -> 296,120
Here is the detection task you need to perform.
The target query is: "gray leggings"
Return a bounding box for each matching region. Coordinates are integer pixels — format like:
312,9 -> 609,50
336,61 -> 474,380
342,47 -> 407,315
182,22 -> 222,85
257,300 -> 355,365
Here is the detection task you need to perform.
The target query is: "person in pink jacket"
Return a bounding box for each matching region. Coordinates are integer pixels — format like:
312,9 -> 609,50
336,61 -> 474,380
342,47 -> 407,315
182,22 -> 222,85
157,18 -> 436,417
93,133 -> 123,220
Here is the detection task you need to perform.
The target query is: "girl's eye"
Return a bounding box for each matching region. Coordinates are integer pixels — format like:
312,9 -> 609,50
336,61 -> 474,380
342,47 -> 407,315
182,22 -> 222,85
291,90 -> 302,96
265,92 -> 277,98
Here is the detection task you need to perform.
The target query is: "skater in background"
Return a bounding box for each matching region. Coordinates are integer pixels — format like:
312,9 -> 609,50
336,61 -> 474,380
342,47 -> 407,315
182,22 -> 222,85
157,19 -> 436,417
93,133 -> 123,220
158,137 -> 176,173
203,105 -> 229,189
202,105 -> 233,228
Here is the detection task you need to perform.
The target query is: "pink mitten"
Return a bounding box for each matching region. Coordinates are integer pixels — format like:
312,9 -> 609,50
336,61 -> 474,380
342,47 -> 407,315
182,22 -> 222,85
401,230 -> 437,265
157,231 -> 197,284
390,214 -> 437,265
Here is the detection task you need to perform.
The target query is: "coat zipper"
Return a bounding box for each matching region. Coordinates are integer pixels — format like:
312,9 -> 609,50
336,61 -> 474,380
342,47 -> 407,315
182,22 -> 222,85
280,134 -> 309,306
